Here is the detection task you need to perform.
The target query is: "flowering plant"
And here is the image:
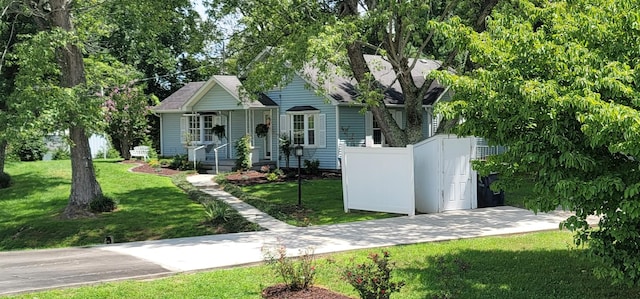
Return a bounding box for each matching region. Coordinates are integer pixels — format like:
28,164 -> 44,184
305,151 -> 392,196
262,243 -> 316,290
343,250 -> 405,299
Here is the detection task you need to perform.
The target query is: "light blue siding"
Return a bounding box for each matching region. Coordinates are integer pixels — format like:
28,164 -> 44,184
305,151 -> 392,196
192,84 -> 242,111
338,107 -> 366,147
228,110 -> 247,159
268,76 -> 338,169
161,113 -> 187,156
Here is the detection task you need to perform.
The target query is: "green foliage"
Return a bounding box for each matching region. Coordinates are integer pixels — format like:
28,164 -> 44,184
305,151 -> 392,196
255,123 -> 269,138
0,172 -> 11,189
52,147 -> 70,160
10,135 -> 46,161
304,159 -> 320,175
436,0 -> 640,285
203,200 -> 233,223
96,147 -> 122,159
266,172 -> 280,182
262,244 -> 316,291
234,135 -> 252,171
169,154 -> 193,171
89,195 -> 118,213
279,133 -> 292,167
343,251 -> 405,299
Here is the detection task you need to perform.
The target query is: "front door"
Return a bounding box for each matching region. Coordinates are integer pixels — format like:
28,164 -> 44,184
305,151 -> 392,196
442,138 -> 473,211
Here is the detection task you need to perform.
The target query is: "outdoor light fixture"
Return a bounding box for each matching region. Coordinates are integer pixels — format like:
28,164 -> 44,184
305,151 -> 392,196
294,145 -> 304,207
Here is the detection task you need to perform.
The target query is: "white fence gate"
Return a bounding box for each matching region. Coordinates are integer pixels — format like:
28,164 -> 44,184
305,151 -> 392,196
341,134 -> 477,215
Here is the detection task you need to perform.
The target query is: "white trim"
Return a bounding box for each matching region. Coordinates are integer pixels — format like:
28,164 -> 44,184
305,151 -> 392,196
159,114 -> 164,156
285,110 -> 320,115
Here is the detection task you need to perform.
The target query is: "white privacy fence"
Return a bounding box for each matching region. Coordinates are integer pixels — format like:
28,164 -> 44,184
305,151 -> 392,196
341,134 -> 478,216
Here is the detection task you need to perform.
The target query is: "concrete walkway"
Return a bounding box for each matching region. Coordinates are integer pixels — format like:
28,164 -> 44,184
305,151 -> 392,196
0,174 -> 597,295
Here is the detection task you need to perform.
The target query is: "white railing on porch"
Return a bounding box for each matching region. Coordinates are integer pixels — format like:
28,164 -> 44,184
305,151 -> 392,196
476,145 -> 508,160
192,145 -> 206,169
213,143 -> 228,174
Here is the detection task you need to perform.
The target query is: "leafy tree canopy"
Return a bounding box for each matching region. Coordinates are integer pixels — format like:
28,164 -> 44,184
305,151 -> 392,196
207,0 -> 498,146
436,0 -> 640,285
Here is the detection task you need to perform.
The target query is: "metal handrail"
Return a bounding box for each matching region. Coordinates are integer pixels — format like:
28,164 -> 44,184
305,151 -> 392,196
213,143 -> 228,174
193,145 -> 206,169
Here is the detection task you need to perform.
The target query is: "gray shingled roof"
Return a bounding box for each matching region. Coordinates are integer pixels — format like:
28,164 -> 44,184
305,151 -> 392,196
303,55 -> 446,105
156,56 -> 446,112
155,81 -> 205,111
154,76 -> 277,112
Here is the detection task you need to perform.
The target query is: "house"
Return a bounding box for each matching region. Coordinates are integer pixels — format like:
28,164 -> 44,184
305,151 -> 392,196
154,55 -> 452,170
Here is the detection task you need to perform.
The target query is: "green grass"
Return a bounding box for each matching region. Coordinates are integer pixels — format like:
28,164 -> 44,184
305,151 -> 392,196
8,231 -> 640,299
220,178 -> 398,226
0,160 -> 217,250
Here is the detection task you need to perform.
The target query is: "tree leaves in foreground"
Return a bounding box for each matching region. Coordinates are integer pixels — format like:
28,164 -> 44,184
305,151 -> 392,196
435,0 -> 640,285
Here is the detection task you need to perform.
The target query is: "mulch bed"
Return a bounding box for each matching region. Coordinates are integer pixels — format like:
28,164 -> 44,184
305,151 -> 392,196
121,160 -> 182,176
225,170 -> 341,186
262,284 -> 353,299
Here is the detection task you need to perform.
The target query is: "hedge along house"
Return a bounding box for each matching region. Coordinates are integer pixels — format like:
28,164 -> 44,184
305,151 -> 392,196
154,75 -> 278,165
154,55 -> 451,170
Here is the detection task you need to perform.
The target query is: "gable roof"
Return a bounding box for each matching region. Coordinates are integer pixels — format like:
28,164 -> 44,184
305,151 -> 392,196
302,55 -> 447,106
155,82 -> 205,111
154,75 -> 276,113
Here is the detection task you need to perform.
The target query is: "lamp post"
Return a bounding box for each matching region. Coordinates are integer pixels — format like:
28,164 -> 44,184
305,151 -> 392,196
294,145 -> 304,207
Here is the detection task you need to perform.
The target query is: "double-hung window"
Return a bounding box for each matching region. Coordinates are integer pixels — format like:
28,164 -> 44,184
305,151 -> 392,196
365,110 -> 403,147
281,106 -> 326,148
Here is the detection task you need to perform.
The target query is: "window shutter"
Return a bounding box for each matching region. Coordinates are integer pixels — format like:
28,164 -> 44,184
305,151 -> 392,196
365,111 -> 373,147
180,116 -> 187,144
317,114 -> 326,148
279,114 -> 290,137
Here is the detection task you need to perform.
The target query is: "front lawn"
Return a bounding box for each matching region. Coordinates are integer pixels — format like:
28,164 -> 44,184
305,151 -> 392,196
219,177 -> 399,226
9,231 -> 640,298
0,160 -> 218,250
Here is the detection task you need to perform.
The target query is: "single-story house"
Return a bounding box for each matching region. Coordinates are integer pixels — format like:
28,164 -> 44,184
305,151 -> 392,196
154,55 -> 452,170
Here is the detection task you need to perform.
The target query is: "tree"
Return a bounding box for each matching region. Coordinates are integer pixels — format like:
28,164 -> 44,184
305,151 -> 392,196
207,0 -> 499,146
50,0 -> 104,218
435,0 -> 640,285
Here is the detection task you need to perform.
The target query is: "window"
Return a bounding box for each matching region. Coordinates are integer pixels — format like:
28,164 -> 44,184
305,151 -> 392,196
366,110 -> 403,147
188,115 -> 200,143
292,114 -> 316,146
280,111 -> 325,148
181,114 -> 225,145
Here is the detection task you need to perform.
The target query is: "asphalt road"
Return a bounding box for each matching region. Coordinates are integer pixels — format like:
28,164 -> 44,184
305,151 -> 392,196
0,247 -> 171,296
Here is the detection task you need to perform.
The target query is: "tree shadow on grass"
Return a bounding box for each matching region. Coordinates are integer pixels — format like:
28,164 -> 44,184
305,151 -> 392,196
402,249 -> 640,299
0,171 -> 69,201
0,185 -> 216,250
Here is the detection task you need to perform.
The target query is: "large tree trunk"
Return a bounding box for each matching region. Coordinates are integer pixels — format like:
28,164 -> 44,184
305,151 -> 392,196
49,0 -> 103,218
120,138 -> 131,160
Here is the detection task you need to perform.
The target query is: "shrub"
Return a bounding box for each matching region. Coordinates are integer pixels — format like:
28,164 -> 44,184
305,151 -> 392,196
12,136 -> 47,161
95,148 -> 122,159
343,250 -> 405,299
262,243 -> 316,291
169,154 -> 192,171
52,147 -> 70,160
0,172 -> 11,189
147,159 -> 161,168
89,195 -> 118,213
266,172 -> 280,182
234,135 -> 252,171
304,159 -> 320,175
204,200 -> 233,223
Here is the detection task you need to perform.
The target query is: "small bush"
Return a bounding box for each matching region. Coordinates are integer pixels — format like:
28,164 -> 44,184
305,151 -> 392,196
52,147 -> 70,160
12,136 -> 47,161
204,200 -> 233,223
0,172 -> 11,189
304,159 -> 320,175
266,172 -> 280,182
95,148 -> 122,159
89,195 -> 118,213
169,154 -> 193,171
343,250 -> 405,299
262,243 -> 316,291
234,135 -> 252,171
148,159 -> 161,168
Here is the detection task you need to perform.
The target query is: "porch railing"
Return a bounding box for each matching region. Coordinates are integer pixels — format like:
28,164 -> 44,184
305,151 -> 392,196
213,143 -> 228,174
476,145 -> 508,160
193,145 -> 206,169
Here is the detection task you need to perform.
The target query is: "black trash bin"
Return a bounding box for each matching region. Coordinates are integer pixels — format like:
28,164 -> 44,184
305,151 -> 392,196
477,173 -> 505,208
